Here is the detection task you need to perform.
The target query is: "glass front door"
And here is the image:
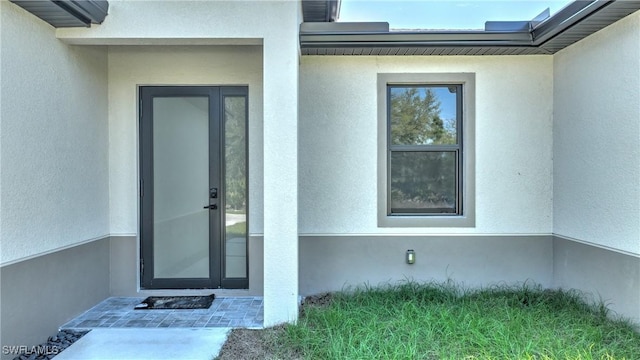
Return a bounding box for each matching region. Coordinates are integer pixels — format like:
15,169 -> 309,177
139,86 -> 248,289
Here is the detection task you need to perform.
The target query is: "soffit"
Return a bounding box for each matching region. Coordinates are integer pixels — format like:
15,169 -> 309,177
539,0 -> 640,53
300,0 -> 640,55
302,0 -> 341,22
10,0 -> 109,28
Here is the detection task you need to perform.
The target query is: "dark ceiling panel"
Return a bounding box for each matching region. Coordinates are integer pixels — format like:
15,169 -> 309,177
302,0 -> 340,22
11,0 -> 109,28
540,1 -> 640,53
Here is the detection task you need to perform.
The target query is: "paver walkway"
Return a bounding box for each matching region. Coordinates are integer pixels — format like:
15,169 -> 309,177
61,296 -> 263,329
53,296 -> 263,359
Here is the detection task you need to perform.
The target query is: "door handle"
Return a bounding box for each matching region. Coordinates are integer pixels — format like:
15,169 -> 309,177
203,204 -> 218,210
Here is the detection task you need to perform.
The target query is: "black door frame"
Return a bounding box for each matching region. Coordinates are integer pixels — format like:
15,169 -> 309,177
139,86 -> 249,289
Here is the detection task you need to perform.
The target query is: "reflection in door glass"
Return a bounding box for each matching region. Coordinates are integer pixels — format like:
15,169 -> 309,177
153,97 -> 210,278
224,97 -> 247,278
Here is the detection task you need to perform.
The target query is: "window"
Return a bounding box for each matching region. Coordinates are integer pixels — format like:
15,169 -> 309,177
377,73 -> 475,227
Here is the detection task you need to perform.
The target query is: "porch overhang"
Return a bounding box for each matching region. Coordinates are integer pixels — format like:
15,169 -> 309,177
302,0 -> 340,22
10,0 -> 108,28
300,0 -> 640,55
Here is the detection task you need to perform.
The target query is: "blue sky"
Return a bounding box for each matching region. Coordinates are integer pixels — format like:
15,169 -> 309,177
392,86 -> 457,123
339,1 -> 572,30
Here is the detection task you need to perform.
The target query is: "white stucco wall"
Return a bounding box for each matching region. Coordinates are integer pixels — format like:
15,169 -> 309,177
84,0 -> 302,324
553,10 -> 640,256
0,1 -> 109,264
299,56 -> 554,235
57,0 -> 287,45
107,45 -> 264,235
57,0 -> 305,240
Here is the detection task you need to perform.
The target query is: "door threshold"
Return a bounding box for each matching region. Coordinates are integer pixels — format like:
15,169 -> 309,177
137,289 -> 253,297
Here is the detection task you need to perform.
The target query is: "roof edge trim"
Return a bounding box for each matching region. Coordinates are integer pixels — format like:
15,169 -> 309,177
10,0 -> 108,28
302,0 -> 341,22
300,0 -> 640,55
532,0 -> 611,44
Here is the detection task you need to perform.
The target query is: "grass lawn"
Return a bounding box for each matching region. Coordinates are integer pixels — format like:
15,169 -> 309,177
225,221 -> 246,238
217,282 -> 640,360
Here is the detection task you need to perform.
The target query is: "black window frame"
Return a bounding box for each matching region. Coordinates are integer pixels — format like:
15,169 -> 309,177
386,83 -> 464,216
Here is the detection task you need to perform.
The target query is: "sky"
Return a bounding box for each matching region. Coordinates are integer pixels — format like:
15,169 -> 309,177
392,86 -> 457,125
338,0 -> 573,30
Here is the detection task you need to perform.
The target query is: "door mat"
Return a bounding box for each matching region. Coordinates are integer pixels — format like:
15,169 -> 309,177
134,294 -> 215,310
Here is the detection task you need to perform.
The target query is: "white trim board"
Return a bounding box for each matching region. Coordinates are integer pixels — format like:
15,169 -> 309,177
0,234 -> 111,268
553,234 -> 640,258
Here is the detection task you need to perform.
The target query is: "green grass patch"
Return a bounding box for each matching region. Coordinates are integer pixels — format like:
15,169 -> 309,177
225,221 -> 246,239
282,282 -> 640,360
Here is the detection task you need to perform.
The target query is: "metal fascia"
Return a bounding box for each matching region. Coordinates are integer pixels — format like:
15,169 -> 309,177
328,0 -> 341,22
298,0 -> 635,54
300,30 -> 534,48
56,0 -> 109,24
11,0 -> 108,28
531,0 -> 611,45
